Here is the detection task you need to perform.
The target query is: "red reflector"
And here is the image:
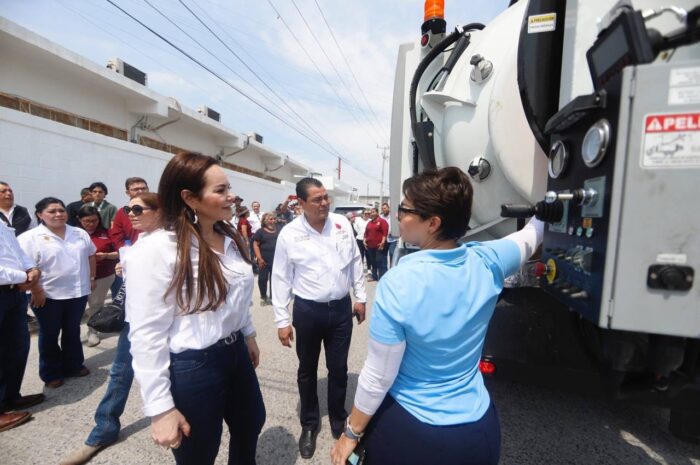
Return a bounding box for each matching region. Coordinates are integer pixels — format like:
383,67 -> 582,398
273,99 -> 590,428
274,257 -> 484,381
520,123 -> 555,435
533,261 -> 547,277
421,34 -> 429,46
479,360 -> 496,375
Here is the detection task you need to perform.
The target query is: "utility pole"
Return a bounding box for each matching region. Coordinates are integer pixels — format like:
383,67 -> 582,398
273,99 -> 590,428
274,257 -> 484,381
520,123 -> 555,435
377,144 -> 389,205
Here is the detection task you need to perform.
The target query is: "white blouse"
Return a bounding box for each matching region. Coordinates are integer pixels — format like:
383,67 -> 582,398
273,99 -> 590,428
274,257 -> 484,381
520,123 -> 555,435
126,229 -> 256,417
18,224 -> 96,299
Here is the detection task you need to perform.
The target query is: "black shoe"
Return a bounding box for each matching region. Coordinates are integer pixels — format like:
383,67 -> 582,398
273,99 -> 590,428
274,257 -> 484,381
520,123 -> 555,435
298,428 -> 318,459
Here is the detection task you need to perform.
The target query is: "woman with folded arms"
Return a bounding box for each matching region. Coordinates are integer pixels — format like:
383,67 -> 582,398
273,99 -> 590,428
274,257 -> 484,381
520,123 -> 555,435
127,152 -> 265,465
78,205 -> 118,348
19,197 -> 96,388
331,167 -> 544,465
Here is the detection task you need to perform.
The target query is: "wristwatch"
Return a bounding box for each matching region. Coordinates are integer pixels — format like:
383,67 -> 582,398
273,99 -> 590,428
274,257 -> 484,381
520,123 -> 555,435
344,418 -> 363,441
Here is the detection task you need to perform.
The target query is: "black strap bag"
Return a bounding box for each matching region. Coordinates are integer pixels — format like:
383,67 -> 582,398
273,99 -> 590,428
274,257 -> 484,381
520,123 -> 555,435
87,282 -> 126,333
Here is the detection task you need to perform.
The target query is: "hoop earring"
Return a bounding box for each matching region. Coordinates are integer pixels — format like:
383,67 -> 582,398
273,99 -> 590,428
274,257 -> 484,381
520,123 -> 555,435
186,207 -> 199,224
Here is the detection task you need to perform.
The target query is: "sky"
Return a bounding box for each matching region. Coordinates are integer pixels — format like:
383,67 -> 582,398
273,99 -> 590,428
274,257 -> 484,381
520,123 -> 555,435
1,0 -> 509,195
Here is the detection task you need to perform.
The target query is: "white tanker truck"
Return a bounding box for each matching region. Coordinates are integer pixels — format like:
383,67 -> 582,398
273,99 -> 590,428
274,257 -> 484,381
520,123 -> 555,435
389,0 -> 700,441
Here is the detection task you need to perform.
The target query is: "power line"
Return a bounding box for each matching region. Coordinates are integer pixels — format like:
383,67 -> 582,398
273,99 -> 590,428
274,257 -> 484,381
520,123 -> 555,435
289,0 -> 385,142
174,0 -> 346,160
264,0 -> 381,146
141,0 -> 318,146
312,0 -> 387,139
187,0 -> 362,160
103,0 -> 380,182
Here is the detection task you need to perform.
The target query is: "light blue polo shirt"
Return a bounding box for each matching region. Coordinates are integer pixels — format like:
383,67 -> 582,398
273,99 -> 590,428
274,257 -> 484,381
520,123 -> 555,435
369,239 -> 521,425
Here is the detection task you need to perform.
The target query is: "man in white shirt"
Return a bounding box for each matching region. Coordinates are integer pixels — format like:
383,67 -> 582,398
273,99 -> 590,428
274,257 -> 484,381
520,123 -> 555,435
248,201 -> 263,234
380,202 -> 397,269
248,201 -> 263,273
0,182 -> 34,236
272,178 -> 367,459
0,220 -> 44,432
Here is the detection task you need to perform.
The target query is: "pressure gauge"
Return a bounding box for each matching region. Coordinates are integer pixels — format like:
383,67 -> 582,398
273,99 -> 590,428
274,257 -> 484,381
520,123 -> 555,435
581,119 -> 611,168
548,140 -> 569,178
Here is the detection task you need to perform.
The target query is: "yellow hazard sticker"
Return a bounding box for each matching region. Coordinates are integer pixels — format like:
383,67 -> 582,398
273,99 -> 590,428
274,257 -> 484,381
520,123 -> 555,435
528,13 -> 556,34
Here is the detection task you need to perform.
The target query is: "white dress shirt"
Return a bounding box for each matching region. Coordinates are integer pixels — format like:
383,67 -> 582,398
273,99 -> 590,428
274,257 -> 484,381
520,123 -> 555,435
271,212 -> 367,328
354,217 -> 368,241
248,211 -> 263,234
0,221 -> 35,285
126,229 -> 256,417
18,224 -> 96,299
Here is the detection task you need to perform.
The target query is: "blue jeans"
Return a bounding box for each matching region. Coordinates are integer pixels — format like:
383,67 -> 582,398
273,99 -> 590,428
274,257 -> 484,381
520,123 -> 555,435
0,289 -> 31,407
110,275 -> 123,301
33,296 -> 88,383
169,333 -> 266,465
86,323 -> 133,446
387,241 -> 397,268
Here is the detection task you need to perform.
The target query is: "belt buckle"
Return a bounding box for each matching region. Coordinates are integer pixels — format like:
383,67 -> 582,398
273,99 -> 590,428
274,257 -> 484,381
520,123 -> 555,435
222,332 -> 237,345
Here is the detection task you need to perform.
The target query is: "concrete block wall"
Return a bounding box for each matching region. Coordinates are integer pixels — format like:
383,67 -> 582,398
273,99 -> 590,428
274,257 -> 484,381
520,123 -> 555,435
0,108 -> 293,216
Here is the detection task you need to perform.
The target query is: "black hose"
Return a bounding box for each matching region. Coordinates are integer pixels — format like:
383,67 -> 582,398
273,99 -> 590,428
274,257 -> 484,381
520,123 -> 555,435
409,23 -> 485,173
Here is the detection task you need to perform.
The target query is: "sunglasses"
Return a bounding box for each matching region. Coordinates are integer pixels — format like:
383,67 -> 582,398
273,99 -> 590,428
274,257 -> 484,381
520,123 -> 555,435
123,205 -> 152,216
397,203 -> 423,219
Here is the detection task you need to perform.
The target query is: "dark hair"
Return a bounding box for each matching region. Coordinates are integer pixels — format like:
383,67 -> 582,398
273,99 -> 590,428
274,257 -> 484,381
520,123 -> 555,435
77,205 -> 99,219
89,182 -> 108,194
0,181 -> 8,187
381,202 -> 389,208
296,177 -> 323,201
125,177 -> 147,190
402,167 -> 473,241
80,187 -> 91,196
134,192 -> 160,211
158,152 -> 250,314
34,197 -> 66,223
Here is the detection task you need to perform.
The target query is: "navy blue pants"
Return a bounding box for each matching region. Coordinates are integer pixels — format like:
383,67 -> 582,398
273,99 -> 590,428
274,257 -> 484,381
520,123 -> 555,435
0,289 -> 30,407
292,294 -> 352,435
366,247 -> 387,280
169,333 -> 266,465
362,396 -> 501,465
32,296 -> 88,383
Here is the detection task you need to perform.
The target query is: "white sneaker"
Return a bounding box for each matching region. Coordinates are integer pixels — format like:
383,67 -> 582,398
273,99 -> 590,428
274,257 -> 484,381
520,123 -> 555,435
86,332 -> 100,347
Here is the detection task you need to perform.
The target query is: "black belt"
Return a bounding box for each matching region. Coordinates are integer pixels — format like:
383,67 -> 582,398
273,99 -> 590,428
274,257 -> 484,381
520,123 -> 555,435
295,294 -> 350,308
215,331 -> 239,346
0,284 -> 19,293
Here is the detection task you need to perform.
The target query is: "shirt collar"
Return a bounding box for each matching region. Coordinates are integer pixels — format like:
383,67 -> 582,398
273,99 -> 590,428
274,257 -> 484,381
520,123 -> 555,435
300,213 -> 331,236
37,223 -> 74,240
399,244 -> 468,265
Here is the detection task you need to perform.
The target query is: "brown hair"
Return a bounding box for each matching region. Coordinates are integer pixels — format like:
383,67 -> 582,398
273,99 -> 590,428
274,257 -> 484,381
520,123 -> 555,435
125,177 -> 148,190
402,167 -> 473,241
158,152 -> 250,314
134,192 -> 160,210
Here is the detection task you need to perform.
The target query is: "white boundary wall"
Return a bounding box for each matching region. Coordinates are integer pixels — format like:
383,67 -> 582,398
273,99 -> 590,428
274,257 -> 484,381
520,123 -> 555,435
0,108 -> 293,215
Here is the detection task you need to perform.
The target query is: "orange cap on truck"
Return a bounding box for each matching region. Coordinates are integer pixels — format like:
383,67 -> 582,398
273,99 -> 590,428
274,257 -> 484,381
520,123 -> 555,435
424,0 -> 445,21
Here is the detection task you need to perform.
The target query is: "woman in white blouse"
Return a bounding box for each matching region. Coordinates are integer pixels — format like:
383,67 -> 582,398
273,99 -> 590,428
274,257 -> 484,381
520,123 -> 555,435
126,152 -> 265,465
19,197 -> 96,389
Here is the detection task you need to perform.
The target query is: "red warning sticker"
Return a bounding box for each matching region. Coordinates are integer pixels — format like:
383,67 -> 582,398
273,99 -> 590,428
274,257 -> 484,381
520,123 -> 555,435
642,112 -> 700,168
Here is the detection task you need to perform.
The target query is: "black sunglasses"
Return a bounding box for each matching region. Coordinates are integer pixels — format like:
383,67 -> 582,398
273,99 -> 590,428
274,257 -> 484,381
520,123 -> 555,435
397,203 -> 423,218
123,205 -> 152,216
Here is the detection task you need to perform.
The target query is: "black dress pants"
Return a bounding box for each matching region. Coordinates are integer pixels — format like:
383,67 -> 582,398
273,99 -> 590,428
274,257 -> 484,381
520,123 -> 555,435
292,294 -> 352,435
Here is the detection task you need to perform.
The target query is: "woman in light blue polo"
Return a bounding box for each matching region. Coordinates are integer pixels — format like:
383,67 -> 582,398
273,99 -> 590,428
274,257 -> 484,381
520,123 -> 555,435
331,167 -> 543,465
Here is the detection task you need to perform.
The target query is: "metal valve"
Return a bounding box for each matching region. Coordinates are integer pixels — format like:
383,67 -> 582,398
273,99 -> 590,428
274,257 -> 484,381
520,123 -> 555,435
544,188 -> 598,206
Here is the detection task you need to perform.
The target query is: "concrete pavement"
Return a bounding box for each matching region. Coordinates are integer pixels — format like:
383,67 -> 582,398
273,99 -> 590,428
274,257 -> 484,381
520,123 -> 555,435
1,279 -> 698,464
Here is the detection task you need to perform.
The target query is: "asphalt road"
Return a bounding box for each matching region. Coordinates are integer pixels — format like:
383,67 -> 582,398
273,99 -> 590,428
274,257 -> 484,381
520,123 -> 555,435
1,280 -> 698,465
